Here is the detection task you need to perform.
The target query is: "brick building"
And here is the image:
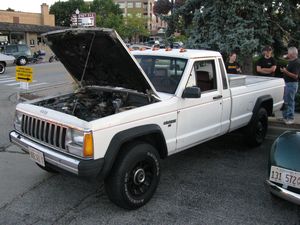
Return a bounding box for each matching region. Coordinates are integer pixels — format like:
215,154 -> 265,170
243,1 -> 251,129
0,4 -> 60,55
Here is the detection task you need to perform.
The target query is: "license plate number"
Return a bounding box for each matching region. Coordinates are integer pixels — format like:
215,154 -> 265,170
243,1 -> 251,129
29,147 -> 45,167
270,166 -> 300,189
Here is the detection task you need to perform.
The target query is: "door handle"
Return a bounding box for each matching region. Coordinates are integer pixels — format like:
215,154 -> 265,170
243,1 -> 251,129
213,95 -> 222,100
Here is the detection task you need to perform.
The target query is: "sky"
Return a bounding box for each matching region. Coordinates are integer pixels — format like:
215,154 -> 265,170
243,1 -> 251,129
0,0 -> 69,13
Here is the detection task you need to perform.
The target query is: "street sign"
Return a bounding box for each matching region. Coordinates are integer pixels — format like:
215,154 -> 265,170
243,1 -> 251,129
71,12 -> 96,27
16,66 -> 33,82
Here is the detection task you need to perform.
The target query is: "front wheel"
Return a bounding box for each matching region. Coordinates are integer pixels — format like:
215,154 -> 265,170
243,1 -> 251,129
105,142 -> 161,210
245,107 -> 268,147
0,62 -> 5,74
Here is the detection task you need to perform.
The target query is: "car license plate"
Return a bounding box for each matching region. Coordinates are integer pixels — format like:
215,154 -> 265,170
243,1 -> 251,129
269,166 -> 300,189
28,147 -> 45,167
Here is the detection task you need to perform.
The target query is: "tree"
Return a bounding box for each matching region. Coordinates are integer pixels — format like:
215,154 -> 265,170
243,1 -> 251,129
119,10 -> 149,42
90,0 -> 123,30
153,0 -> 172,15
50,0 -> 89,27
169,0 -> 300,73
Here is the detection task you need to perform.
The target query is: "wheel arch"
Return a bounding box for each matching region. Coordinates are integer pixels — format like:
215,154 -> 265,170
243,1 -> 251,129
100,124 -> 168,179
251,95 -> 273,122
0,61 -> 7,66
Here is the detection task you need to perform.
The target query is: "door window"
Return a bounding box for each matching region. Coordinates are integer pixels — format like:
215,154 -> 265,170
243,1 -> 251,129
194,60 -> 217,92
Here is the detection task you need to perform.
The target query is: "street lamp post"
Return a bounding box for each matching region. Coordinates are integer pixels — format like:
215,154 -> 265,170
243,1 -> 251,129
75,9 -> 80,28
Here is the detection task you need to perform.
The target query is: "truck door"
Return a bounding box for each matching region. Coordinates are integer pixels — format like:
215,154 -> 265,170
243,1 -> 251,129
176,58 -> 223,151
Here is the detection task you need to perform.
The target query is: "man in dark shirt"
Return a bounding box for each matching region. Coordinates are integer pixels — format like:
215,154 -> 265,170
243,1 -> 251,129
280,47 -> 300,124
256,45 -> 277,76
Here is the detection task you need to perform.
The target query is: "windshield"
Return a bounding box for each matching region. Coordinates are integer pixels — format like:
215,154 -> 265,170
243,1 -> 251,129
135,55 -> 187,94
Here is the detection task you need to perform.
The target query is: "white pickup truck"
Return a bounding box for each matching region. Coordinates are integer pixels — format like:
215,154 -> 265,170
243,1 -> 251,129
10,28 -> 285,209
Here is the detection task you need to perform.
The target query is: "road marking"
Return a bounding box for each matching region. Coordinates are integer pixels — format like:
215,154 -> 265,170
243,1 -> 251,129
0,75 -> 9,79
0,77 -> 13,81
28,82 -> 47,87
6,80 -> 37,86
0,79 -> 15,84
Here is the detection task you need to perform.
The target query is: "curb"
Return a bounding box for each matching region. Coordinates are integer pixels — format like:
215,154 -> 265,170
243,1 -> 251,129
268,117 -> 300,129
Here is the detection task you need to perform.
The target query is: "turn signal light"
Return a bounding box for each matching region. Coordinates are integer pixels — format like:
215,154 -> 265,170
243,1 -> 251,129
83,133 -> 94,158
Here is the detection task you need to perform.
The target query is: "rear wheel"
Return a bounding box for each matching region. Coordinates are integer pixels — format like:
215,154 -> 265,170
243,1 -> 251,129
105,141 -> 161,210
0,62 -> 5,74
245,107 -> 268,147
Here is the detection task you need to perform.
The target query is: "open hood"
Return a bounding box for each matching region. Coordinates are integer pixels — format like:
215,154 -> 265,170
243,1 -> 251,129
42,28 -> 158,96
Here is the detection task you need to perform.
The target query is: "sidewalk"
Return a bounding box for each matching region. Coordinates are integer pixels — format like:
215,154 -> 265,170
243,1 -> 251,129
269,111 -> 300,129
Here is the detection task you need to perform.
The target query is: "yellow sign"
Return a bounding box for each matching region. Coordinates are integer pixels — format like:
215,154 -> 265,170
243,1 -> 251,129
16,66 -> 33,82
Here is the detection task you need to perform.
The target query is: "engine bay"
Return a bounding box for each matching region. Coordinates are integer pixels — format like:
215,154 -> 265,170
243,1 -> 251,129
34,87 -> 154,121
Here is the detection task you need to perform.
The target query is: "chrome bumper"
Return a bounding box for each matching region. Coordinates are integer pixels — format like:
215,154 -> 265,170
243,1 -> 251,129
266,180 -> 300,205
10,131 -> 80,175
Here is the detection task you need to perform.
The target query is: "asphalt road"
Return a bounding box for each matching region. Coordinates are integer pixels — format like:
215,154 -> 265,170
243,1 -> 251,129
0,63 -> 299,225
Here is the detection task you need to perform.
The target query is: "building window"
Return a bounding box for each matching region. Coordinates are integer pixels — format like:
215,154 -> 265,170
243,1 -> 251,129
127,2 -> 133,8
118,2 -> 125,8
135,2 -> 141,8
10,32 -> 25,44
30,39 -> 35,47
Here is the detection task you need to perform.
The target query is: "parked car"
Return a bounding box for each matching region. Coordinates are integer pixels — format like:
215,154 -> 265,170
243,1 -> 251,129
129,44 -> 151,51
266,131 -> 300,205
0,53 -> 15,74
2,44 -> 32,65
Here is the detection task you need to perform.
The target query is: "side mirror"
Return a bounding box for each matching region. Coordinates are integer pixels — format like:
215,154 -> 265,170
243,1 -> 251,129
182,86 -> 201,98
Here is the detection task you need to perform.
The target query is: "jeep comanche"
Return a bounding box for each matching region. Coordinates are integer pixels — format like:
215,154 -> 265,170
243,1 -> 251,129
10,28 -> 285,209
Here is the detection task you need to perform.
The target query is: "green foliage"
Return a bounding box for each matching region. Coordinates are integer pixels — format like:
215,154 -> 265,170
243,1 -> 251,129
50,0 -> 89,27
118,9 -> 149,42
50,0 -> 149,42
153,0 -> 172,15
159,0 -> 300,73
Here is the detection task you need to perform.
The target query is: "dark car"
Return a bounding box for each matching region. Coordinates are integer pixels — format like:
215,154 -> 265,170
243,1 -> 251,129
266,131 -> 300,205
2,44 -> 32,65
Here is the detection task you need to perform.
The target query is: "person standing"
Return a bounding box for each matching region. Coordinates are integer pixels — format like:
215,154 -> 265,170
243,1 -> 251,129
256,46 -> 277,76
281,47 -> 300,125
226,52 -> 242,74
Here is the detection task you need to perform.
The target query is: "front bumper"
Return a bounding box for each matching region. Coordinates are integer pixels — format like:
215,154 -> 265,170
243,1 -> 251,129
9,131 -> 103,178
266,180 -> 300,205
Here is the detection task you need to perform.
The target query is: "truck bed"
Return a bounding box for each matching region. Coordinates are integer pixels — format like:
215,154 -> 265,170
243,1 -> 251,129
228,74 -> 283,87
228,74 -> 285,131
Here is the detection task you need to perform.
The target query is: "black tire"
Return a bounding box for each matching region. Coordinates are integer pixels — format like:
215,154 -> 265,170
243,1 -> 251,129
105,141 -> 161,210
49,56 -> 54,63
0,62 -> 5,74
17,56 -> 28,66
245,107 -> 268,147
36,163 -> 58,173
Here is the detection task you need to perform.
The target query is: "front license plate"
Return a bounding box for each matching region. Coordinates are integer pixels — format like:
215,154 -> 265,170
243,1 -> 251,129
28,147 -> 45,167
269,166 -> 300,189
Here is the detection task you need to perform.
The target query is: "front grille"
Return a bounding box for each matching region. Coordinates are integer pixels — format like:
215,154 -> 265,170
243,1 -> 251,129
21,114 -> 67,149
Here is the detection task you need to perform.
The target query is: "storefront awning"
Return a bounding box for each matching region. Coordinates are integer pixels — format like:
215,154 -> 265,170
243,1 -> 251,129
0,22 -> 65,34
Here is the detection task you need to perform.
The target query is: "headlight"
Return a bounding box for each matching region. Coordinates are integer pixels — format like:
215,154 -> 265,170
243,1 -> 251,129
14,111 -> 23,131
66,128 -> 94,158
